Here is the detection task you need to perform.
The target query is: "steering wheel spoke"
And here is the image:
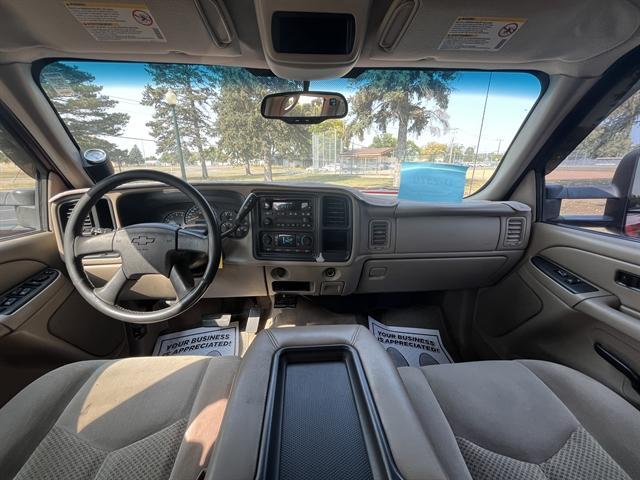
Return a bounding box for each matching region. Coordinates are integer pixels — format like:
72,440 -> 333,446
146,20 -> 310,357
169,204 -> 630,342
169,264 -> 195,300
177,227 -> 209,254
94,267 -> 129,305
73,230 -> 117,257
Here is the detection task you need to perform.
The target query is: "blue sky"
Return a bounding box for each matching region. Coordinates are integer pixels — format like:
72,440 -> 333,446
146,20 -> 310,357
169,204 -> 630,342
56,62 -> 541,157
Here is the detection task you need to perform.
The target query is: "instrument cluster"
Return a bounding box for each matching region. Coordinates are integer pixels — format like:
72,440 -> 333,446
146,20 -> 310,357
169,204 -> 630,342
162,205 -> 249,238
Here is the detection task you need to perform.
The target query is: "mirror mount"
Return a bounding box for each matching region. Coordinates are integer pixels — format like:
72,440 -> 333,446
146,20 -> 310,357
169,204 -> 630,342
261,91 -> 347,125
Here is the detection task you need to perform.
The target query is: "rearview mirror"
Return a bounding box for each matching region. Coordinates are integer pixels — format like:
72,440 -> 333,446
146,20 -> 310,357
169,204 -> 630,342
261,91 -> 347,124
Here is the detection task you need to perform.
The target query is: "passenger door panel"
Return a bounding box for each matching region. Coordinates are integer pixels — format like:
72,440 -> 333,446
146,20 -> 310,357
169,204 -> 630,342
475,222 -> 640,406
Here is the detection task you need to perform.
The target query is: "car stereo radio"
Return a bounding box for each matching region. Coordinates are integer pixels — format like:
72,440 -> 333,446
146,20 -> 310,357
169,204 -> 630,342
255,196 -> 315,258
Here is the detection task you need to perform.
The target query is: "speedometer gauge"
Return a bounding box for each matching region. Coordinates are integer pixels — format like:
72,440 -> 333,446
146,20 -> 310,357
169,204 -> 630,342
184,205 -> 205,225
163,211 -> 185,226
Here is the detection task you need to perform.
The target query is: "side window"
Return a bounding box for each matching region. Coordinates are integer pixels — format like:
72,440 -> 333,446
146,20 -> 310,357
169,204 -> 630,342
544,88 -> 640,239
0,123 -> 42,239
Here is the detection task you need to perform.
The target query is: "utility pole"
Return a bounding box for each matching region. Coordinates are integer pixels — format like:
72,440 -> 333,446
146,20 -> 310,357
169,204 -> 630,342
448,128 -> 459,163
469,73 -> 492,195
164,89 -> 187,180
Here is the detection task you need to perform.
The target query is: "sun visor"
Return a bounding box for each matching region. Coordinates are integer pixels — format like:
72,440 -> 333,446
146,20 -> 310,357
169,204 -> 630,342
254,0 -> 372,80
369,0 -> 640,68
0,0 -> 241,58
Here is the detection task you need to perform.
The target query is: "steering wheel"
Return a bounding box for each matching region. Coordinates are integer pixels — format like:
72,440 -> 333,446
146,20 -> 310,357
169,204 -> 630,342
63,170 -> 221,324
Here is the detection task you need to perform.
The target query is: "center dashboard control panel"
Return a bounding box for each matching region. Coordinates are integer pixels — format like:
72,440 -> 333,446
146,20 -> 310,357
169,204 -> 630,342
255,196 -> 316,259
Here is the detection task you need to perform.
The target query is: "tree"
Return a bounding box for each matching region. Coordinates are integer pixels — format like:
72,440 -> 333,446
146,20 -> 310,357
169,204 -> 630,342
448,143 -> 465,163
110,148 -> 130,172
349,70 -> 456,185
370,133 -> 397,148
576,92 -> 640,158
421,141 -> 448,160
128,145 -> 144,165
370,133 -> 419,159
463,146 -> 475,163
40,63 -> 130,155
212,68 -> 310,181
308,119 -> 346,139
142,64 -> 219,179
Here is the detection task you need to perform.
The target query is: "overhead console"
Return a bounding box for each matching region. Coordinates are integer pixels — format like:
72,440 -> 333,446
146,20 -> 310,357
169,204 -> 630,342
253,192 -> 352,262
253,0 -> 371,79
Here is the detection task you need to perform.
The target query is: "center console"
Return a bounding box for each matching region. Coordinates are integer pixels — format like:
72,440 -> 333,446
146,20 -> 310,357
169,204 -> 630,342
253,192 -> 352,262
206,325 -> 450,480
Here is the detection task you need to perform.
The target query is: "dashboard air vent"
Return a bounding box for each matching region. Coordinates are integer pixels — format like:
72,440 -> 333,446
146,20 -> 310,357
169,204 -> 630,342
369,220 -> 390,250
60,200 -> 93,233
323,196 -> 348,227
59,199 -> 114,234
504,217 -> 526,247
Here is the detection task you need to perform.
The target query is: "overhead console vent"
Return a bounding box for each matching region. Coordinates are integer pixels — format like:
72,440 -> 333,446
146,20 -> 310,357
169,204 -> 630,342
323,196 -> 348,227
504,217 -> 526,247
369,220 -> 390,250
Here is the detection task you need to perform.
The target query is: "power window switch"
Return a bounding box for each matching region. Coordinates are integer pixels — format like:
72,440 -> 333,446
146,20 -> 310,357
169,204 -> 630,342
1,297 -> 18,307
16,288 -> 32,296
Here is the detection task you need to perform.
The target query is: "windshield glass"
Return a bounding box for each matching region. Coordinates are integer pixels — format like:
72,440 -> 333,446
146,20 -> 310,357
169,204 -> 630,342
39,61 -> 541,195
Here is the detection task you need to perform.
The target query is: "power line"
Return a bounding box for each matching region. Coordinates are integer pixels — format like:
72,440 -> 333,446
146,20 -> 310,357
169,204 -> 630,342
97,133 -> 156,142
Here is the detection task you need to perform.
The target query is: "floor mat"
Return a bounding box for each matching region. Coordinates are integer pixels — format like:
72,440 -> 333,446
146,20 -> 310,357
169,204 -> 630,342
368,317 -> 453,367
152,323 -> 239,357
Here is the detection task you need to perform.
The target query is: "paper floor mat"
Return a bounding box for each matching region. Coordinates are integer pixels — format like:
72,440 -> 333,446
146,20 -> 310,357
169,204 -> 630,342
368,317 -> 453,367
152,323 -> 239,357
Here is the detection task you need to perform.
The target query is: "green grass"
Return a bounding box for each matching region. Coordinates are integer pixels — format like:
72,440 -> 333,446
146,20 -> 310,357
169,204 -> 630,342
0,161 -> 497,195
0,162 -> 38,190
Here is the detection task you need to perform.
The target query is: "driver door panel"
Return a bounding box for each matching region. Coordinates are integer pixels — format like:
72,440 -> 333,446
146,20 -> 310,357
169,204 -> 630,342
0,231 -> 128,407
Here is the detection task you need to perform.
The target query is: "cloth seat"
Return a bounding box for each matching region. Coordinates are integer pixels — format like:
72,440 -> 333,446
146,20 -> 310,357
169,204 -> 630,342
0,355 -> 240,480
399,360 -> 640,480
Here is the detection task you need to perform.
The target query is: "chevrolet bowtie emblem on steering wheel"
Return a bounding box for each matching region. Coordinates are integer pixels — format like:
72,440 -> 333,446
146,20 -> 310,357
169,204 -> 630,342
131,235 -> 155,246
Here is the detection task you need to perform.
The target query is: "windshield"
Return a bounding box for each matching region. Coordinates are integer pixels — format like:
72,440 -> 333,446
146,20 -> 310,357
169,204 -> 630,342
39,61 -> 541,195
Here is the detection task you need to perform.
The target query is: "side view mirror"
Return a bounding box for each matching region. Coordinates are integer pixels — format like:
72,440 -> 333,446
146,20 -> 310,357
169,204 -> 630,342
544,149 -> 640,236
261,91 -> 347,124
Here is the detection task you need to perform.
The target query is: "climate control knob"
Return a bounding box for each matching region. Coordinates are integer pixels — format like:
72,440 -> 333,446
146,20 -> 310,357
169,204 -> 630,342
262,234 -> 273,246
301,235 -> 313,247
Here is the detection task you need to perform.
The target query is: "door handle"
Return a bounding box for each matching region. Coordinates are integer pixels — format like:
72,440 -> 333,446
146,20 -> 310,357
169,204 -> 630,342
594,343 -> 640,395
575,296 -> 640,342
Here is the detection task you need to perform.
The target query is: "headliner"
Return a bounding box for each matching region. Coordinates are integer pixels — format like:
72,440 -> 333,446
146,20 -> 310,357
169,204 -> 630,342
0,0 -> 639,78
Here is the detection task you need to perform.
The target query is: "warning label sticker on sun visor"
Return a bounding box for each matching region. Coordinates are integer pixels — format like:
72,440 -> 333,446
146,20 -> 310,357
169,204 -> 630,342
439,17 -> 526,51
64,2 -> 166,42
152,324 -> 238,357
369,317 -> 453,367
